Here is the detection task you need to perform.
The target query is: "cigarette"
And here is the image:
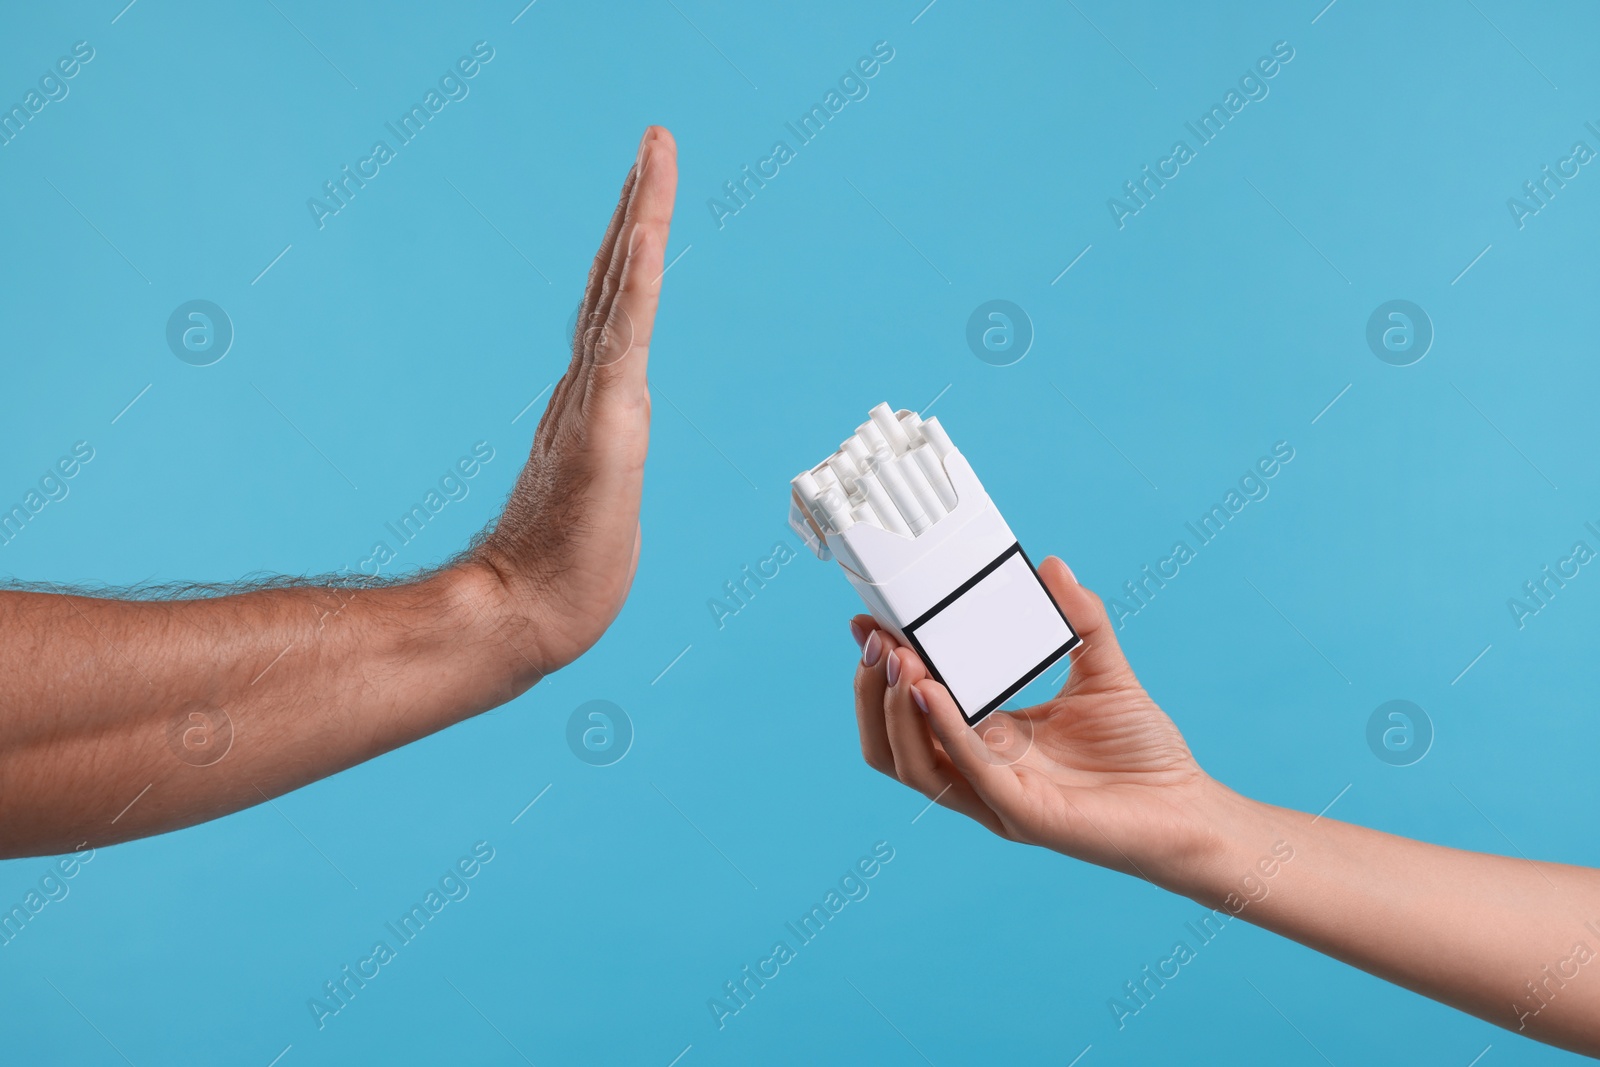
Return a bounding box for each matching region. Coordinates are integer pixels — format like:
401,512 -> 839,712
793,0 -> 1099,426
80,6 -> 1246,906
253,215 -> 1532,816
826,452 -> 861,492
872,444 -> 930,533
912,444 -> 957,509
856,422 -> 892,458
870,402 -> 913,455
921,416 -> 956,459
791,471 -> 826,529
842,435 -> 874,473
896,453 -> 947,522
798,408 -> 955,540
786,401 -> 1082,727
856,469 -> 911,535
898,409 -> 927,448
816,486 -> 855,533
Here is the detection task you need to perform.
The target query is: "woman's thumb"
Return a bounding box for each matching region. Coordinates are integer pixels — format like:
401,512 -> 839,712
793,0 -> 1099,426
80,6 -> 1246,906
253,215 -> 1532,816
1038,556 -> 1137,688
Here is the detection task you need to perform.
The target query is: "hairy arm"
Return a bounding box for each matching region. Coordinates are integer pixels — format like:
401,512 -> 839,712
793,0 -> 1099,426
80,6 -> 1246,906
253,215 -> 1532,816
0,574 -> 514,855
854,558 -> 1600,1055
0,126 -> 678,860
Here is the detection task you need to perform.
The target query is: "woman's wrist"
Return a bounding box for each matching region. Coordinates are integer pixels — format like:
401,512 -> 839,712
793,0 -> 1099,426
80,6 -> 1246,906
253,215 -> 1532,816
1145,778 -> 1289,908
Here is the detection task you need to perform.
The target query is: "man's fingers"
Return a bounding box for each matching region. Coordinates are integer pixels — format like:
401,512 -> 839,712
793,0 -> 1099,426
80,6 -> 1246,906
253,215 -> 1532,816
623,127 -> 678,235
574,160 -> 639,358
588,227 -> 655,384
1037,556 -> 1135,690
545,137 -> 642,429
589,126 -> 677,386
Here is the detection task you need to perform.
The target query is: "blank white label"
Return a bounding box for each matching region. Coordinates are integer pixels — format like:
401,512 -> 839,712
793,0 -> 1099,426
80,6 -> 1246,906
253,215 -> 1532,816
910,552 -> 1074,721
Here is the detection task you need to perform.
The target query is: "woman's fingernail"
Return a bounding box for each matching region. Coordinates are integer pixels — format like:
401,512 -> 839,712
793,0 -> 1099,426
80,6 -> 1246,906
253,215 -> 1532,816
849,620 -> 867,649
911,686 -> 929,714
886,650 -> 901,687
1059,558 -> 1077,583
862,629 -> 883,668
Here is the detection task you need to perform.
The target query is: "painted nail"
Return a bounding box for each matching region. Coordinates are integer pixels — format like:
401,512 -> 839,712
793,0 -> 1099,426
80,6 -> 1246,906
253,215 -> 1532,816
849,620 -> 867,650
911,687 -> 929,714
885,650 -> 901,687
862,629 -> 883,668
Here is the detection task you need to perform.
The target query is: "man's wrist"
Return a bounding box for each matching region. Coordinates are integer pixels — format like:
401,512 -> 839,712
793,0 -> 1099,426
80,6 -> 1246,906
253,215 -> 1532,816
427,560 -> 558,694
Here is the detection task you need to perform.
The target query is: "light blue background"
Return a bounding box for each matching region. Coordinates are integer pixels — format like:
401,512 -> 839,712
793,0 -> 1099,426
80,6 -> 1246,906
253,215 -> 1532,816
2,1 -> 1597,1063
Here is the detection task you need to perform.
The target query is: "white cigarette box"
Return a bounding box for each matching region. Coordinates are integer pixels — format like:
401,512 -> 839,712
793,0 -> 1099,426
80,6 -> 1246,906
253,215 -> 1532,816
790,406 -> 1079,724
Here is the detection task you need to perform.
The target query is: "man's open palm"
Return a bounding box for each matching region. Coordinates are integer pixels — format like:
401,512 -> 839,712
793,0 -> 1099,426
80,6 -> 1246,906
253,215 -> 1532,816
473,126 -> 678,678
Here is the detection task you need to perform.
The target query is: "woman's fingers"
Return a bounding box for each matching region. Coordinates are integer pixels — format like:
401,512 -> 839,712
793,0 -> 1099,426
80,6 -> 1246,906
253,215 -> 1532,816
1037,556 -> 1136,691
852,617 -> 895,776
882,646 -> 1010,837
914,677 -> 1026,815
882,645 -> 938,784
852,617 -> 1010,835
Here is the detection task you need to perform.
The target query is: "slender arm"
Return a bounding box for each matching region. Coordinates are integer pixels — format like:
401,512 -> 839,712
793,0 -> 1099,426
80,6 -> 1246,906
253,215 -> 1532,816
1177,786 -> 1600,1053
853,557 -> 1600,1056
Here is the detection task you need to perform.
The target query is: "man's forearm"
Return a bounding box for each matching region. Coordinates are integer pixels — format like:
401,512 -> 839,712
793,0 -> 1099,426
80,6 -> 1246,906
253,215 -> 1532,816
0,562 -> 539,858
1175,784 -> 1600,1054
0,126 -> 677,859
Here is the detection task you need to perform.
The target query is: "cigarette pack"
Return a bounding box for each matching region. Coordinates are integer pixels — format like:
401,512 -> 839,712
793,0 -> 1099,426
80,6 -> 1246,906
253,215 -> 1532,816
790,404 -> 1079,724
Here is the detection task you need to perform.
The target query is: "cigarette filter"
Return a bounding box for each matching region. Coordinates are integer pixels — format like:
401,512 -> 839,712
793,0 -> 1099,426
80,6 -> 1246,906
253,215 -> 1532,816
790,405 -> 1079,724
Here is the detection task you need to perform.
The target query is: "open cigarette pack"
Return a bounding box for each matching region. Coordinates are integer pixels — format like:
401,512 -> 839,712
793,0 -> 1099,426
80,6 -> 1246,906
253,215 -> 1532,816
789,404 -> 1079,724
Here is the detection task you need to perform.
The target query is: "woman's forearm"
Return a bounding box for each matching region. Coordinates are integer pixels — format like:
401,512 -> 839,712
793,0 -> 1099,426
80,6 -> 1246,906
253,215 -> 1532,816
1177,783 -> 1600,1054
862,565 -> 1600,1055
0,563 -> 538,858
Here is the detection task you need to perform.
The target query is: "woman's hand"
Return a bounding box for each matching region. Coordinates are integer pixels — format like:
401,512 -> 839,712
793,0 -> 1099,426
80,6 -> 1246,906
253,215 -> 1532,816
856,554 -> 1600,1054
853,555 -> 1222,888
